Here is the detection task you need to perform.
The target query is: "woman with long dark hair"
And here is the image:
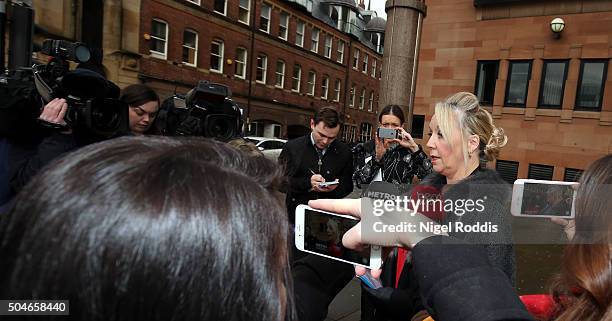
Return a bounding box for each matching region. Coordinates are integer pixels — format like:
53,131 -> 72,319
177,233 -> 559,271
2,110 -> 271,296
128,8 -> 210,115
120,84 -> 160,135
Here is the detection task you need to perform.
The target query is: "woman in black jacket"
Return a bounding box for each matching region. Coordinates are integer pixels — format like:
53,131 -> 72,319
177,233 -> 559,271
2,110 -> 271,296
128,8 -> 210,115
353,105 -> 432,188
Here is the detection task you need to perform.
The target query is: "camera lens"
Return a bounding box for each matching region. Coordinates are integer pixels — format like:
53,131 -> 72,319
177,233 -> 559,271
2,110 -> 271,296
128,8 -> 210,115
91,99 -> 121,131
205,115 -> 235,141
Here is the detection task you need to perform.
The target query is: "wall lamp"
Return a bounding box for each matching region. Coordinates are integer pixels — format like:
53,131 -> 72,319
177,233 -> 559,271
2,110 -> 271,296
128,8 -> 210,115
550,17 -> 565,39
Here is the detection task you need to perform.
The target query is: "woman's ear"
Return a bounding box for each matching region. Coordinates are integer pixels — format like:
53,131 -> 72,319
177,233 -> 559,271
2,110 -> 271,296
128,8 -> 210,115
468,134 -> 479,154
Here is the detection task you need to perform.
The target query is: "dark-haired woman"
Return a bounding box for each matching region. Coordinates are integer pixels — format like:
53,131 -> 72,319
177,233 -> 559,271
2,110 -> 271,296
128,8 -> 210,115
120,84 -> 160,135
353,105 -> 432,187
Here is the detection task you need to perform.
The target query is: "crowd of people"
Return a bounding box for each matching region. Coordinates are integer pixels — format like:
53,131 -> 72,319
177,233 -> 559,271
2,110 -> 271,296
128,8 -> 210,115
0,81 -> 610,321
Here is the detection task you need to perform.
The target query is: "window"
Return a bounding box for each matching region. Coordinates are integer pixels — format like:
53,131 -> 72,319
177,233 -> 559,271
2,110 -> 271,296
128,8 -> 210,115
260,3 -> 271,33
275,60 -> 285,88
528,163 -> 554,180
182,29 -> 198,66
324,35 -> 332,58
505,60 -> 532,107
360,123 -> 373,141
368,91 -> 374,111
496,160 -> 519,184
235,47 -> 247,79
256,54 -> 267,84
214,0 -> 226,15
210,39 -> 224,73
359,88 -> 365,109
349,84 -> 356,107
371,59 -> 377,77
247,121 -> 264,136
295,20 -> 305,47
238,0 -> 250,24
538,60 -> 569,108
475,61 -> 499,105
564,168 -> 583,182
311,28 -> 320,53
150,19 -> 168,59
279,11 -> 289,40
575,60 -> 608,111
333,79 -> 341,102
362,54 -> 368,73
307,70 -> 316,96
350,126 -> 357,142
411,115 -> 425,139
352,48 -> 360,69
321,76 -> 329,99
292,64 -> 301,92
337,39 -> 345,63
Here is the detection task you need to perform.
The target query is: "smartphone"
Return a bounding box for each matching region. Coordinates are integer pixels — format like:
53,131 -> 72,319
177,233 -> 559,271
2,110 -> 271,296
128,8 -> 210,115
318,179 -> 339,187
511,179 -> 577,218
295,205 -> 383,269
357,271 -> 382,289
377,127 -> 399,139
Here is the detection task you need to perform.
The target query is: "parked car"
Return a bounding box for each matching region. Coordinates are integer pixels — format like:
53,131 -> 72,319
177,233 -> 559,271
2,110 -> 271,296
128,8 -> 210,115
245,137 -> 287,161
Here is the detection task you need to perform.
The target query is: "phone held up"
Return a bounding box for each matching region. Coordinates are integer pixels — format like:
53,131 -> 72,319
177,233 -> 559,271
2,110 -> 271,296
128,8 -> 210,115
511,179 -> 578,219
377,127 -> 399,140
294,205 -> 382,269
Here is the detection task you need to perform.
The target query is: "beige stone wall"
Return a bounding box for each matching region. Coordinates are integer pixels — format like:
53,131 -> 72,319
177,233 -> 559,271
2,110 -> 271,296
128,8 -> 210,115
414,0 -> 612,175
33,0 -> 74,39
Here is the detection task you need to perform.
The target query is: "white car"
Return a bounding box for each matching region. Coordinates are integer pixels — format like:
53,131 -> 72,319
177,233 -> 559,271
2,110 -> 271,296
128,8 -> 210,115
245,137 -> 287,161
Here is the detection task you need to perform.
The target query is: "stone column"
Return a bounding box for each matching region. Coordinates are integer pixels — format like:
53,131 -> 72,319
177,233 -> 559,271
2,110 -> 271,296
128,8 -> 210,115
379,0 -> 426,131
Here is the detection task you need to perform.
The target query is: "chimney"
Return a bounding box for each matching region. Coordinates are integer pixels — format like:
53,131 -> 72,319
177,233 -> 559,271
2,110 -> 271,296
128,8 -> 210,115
358,0 -> 365,10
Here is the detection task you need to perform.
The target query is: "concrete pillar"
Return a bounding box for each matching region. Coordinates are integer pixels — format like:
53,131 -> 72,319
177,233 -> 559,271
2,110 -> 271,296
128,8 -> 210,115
379,0 -> 426,131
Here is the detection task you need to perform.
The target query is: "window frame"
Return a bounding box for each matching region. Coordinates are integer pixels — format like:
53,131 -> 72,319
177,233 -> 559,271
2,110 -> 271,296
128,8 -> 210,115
368,91 -> 374,111
337,39 -> 345,63
359,88 -> 365,109
575,59 -> 608,111
213,0 -> 227,16
295,20 -> 305,47
504,60 -> 532,107
209,39 -> 224,73
259,3 -> 271,33
474,60 -> 499,106
238,0 -> 250,25
349,84 -> 356,107
537,59 -> 569,109
352,48 -> 360,70
234,47 -> 248,79
362,54 -> 368,74
256,54 -> 268,84
324,35 -> 332,59
186,0 -> 200,5
181,29 -> 198,67
311,28 -> 320,53
321,76 -> 329,100
278,11 -> 289,40
333,79 -> 341,102
292,64 -> 302,92
307,70 -> 316,96
371,59 -> 377,77
275,59 -> 286,88
150,19 -> 168,60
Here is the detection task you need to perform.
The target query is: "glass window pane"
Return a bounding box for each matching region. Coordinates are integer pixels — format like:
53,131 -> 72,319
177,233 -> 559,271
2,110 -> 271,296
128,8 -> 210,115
152,21 -> 166,38
475,61 -> 498,105
539,61 -> 567,107
576,61 -> 607,109
505,61 -> 531,106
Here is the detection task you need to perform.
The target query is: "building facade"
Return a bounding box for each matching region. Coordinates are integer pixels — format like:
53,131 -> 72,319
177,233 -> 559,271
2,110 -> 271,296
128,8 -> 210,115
139,0 -> 384,139
414,0 -> 612,181
29,0 -> 384,140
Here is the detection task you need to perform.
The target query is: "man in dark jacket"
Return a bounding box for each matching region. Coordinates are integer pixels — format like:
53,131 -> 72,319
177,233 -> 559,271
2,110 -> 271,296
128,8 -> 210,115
279,107 -> 353,224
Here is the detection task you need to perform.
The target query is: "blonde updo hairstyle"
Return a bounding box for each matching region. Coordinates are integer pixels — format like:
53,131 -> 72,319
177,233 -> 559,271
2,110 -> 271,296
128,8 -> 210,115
434,92 -> 507,168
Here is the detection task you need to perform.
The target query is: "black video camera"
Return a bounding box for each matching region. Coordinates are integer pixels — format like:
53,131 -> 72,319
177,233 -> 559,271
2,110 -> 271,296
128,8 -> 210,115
159,81 -> 244,141
0,39 -> 128,140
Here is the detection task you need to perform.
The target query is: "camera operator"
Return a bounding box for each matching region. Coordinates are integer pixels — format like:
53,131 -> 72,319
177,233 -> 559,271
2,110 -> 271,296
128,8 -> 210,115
353,105 -> 432,188
120,84 -> 160,135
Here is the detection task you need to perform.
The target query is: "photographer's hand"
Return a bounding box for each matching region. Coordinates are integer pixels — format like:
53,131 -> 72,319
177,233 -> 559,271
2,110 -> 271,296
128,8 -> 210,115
390,128 -> 419,153
39,99 -> 72,134
374,135 -> 386,161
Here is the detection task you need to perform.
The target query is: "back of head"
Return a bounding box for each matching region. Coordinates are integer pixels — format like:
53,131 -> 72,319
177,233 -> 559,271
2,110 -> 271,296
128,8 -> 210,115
435,92 -> 507,166
553,154 -> 612,321
314,106 -> 340,128
0,136 -> 294,321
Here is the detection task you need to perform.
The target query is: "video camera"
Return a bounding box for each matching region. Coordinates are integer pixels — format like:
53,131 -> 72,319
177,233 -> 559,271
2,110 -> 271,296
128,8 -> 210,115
0,39 -> 128,140
159,81 -> 244,141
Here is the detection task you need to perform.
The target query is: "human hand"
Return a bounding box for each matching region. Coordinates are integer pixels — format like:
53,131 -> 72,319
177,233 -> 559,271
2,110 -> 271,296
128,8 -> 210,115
311,174 -> 326,192
374,135 -> 386,161
39,98 -> 68,125
390,128 -> 419,153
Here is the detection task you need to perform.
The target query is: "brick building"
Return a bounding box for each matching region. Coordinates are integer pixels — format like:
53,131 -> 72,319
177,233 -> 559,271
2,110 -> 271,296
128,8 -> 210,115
139,0 -> 385,139
414,0 -> 612,182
